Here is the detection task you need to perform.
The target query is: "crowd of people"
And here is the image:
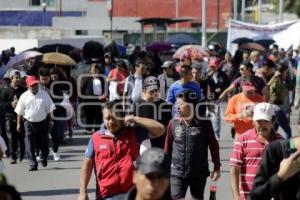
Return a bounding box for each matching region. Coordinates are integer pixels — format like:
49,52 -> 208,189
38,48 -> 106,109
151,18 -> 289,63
0,41 -> 300,200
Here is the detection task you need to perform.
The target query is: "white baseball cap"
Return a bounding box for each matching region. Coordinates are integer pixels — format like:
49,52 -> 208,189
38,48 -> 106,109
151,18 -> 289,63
253,103 -> 274,122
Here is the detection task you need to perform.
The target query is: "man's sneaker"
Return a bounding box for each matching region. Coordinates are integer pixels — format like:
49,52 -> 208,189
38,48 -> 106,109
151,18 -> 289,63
36,156 -> 41,161
52,151 -> 61,161
29,165 -> 38,171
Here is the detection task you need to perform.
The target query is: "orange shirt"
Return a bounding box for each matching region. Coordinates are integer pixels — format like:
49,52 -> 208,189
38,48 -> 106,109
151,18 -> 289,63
225,93 -> 265,135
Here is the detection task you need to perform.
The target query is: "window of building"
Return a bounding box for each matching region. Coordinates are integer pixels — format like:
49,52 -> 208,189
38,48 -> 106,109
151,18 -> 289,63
75,30 -> 88,36
30,0 -> 41,6
29,0 -> 55,6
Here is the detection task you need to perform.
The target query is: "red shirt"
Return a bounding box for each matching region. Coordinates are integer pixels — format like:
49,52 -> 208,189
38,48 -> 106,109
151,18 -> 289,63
229,128 -> 283,200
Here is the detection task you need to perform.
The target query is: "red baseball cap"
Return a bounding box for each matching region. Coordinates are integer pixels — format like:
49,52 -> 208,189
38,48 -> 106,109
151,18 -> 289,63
208,57 -> 220,68
26,76 -> 39,86
241,80 -> 256,91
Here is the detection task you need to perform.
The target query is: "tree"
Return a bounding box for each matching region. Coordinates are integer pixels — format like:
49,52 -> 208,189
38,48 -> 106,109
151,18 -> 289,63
272,0 -> 300,18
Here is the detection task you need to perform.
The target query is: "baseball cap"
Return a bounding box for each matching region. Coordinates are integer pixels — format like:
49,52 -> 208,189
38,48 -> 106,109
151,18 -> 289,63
161,61 -> 174,68
9,70 -> 20,78
241,78 -> 256,91
143,76 -> 159,91
26,76 -> 39,86
208,57 -> 220,68
253,103 -> 274,121
136,148 -> 170,177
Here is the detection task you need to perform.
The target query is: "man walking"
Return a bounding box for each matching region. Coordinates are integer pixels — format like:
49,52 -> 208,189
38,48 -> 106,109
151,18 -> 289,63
225,76 -> 265,139
230,103 -> 282,200
15,76 -> 55,171
1,70 -> 26,164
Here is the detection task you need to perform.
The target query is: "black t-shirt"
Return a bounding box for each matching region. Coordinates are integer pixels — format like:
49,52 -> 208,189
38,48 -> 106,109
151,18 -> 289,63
134,99 -> 172,148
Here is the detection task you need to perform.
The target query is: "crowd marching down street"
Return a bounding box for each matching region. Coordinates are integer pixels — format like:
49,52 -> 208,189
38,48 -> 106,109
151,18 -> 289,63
0,40 -> 300,200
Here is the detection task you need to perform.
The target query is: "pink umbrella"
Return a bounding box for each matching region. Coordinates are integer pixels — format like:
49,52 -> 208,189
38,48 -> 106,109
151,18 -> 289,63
6,50 -> 42,67
173,45 -> 209,60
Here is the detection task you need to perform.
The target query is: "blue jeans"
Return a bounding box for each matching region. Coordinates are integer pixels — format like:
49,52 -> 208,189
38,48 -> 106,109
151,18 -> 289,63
274,106 -> 292,139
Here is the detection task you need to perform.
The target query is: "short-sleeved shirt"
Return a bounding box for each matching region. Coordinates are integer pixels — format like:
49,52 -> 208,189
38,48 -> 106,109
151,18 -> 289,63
85,125 -> 147,158
166,80 -> 202,103
124,75 -> 143,103
229,129 -> 282,200
15,89 -> 56,122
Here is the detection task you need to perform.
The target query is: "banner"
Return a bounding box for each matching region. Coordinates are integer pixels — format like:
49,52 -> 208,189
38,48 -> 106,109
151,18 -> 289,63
227,19 -> 300,53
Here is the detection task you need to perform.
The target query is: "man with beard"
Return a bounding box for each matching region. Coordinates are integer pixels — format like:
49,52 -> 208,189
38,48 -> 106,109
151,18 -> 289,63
230,103 -> 283,200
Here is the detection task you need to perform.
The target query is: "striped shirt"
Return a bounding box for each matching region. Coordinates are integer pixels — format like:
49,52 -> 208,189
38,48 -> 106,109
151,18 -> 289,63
229,128 -> 282,200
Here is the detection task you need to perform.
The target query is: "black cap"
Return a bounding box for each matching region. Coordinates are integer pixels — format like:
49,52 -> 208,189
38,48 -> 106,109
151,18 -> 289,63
136,148 -> 170,177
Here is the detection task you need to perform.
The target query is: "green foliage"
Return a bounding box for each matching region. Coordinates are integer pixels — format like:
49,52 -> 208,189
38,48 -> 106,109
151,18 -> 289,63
271,0 -> 300,17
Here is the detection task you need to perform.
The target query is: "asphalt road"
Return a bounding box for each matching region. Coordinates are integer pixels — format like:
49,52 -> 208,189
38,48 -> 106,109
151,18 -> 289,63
3,110 -> 300,200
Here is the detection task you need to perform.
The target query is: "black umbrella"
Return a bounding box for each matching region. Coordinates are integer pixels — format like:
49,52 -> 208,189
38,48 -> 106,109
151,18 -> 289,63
252,35 -> 275,47
231,37 -> 253,45
82,40 -> 104,60
39,43 -> 75,55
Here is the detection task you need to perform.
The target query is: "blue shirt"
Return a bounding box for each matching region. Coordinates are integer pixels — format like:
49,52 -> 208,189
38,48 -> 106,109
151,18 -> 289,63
166,80 -> 202,103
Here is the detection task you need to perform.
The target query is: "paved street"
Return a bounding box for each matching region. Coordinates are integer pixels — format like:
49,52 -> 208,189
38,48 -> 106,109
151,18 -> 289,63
3,110 -> 300,200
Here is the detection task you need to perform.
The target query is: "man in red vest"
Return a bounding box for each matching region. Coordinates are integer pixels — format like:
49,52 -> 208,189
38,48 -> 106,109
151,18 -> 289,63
78,100 -> 165,200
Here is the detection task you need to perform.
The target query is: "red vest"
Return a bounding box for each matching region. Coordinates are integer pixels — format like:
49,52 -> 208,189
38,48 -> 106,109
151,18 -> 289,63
92,128 -> 139,198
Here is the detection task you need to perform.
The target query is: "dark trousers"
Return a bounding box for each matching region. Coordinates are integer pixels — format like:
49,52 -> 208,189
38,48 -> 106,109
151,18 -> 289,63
50,118 -> 65,153
170,176 -> 207,200
274,107 -> 292,139
6,117 -> 25,160
24,119 -> 49,167
84,104 -> 102,131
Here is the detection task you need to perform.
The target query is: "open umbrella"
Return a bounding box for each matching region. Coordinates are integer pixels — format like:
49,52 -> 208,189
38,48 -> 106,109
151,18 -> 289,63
240,42 -> 266,52
146,42 -> 172,52
231,37 -> 253,45
42,52 -> 76,66
39,43 -> 75,55
173,45 -> 209,60
166,34 -> 196,45
6,51 -> 42,67
252,35 -> 275,47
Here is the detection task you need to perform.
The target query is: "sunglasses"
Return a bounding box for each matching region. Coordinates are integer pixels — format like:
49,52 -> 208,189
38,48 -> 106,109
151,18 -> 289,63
240,68 -> 246,71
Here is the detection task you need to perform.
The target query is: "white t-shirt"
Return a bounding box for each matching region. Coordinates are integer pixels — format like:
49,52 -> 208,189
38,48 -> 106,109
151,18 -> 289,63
92,78 -> 102,95
15,89 -> 56,122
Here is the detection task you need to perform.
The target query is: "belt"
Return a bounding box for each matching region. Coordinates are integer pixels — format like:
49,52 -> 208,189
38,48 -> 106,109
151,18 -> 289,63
24,118 -> 47,124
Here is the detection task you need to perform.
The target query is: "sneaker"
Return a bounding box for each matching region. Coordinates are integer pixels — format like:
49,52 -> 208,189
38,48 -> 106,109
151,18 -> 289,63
52,151 -> 61,161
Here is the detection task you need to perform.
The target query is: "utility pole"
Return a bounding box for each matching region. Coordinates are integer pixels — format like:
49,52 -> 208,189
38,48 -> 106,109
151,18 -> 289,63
107,0 -> 113,40
279,0 -> 283,22
175,0 -> 179,31
258,0 -> 262,24
241,0 -> 245,21
217,0 -> 220,30
233,0 -> 237,20
201,0 -> 206,48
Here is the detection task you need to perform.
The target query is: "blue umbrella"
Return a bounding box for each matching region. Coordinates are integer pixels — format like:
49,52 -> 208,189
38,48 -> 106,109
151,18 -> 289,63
117,45 -> 126,56
252,35 -> 275,47
231,37 -> 253,45
166,34 -> 196,45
